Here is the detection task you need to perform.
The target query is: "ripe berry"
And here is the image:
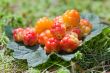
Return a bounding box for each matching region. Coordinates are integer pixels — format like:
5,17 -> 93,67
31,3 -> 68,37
23,28 -> 37,46
13,28 -> 24,42
71,28 -> 82,39
37,30 -> 53,45
35,17 -> 53,34
79,19 -> 92,36
51,22 -> 66,39
44,38 -> 60,53
53,16 -> 63,23
63,9 -> 80,30
60,33 -> 80,53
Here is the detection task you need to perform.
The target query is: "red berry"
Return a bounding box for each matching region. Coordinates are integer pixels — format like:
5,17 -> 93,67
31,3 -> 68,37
37,30 -> 53,45
71,28 -> 82,39
51,22 -> 66,39
44,38 -> 60,53
66,30 -> 78,39
60,33 -> 80,53
13,28 -> 24,42
79,19 -> 92,36
53,16 -> 63,23
23,28 -> 37,46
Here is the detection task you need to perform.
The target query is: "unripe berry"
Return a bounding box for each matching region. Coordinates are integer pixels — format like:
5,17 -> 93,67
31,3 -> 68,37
44,38 -> 60,53
13,28 -> 24,42
60,33 -> 80,53
23,28 -> 38,46
71,28 -> 82,39
51,22 -> 66,39
53,16 -> 63,23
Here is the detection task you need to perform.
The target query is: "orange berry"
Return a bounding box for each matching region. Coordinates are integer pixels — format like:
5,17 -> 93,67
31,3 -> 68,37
63,9 -> 80,30
79,19 -> 92,36
35,17 -> 53,34
37,30 -> 53,45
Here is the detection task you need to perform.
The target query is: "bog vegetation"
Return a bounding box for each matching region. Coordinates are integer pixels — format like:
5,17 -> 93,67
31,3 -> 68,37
0,0 -> 110,73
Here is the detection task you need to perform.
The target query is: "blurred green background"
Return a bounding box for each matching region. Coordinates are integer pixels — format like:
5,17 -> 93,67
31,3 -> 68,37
0,0 -> 110,30
0,0 -> 110,72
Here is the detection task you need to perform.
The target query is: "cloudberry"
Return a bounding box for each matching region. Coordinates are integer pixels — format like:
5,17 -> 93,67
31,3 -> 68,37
53,16 -> 63,23
35,17 -> 53,34
13,28 -> 24,42
60,33 -> 80,53
44,38 -> 60,53
23,28 -> 38,46
51,22 -> 66,39
79,19 -> 92,36
63,9 -> 80,30
37,29 -> 53,45
71,28 -> 82,39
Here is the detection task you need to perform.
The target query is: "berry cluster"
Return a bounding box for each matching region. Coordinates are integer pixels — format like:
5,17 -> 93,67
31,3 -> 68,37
13,9 -> 92,54
13,27 -> 38,46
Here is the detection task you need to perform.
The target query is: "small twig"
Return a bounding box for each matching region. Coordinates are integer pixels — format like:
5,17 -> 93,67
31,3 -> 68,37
41,64 -> 55,73
71,61 -> 76,73
0,45 -> 3,50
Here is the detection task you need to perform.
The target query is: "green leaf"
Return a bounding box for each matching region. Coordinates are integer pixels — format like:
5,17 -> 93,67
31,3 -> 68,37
81,12 -> 100,30
74,51 -> 83,60
102,27 -> 110,37
81,12 -> 107,41
55,51 -> 83,61
84,24 -> 107,42
26,47 -> 48,67
56,67 -> 70,73
26,68 -> 40,73
56,54 -> 75,61
7,42 -> 48,67
4,25 -> 13,40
